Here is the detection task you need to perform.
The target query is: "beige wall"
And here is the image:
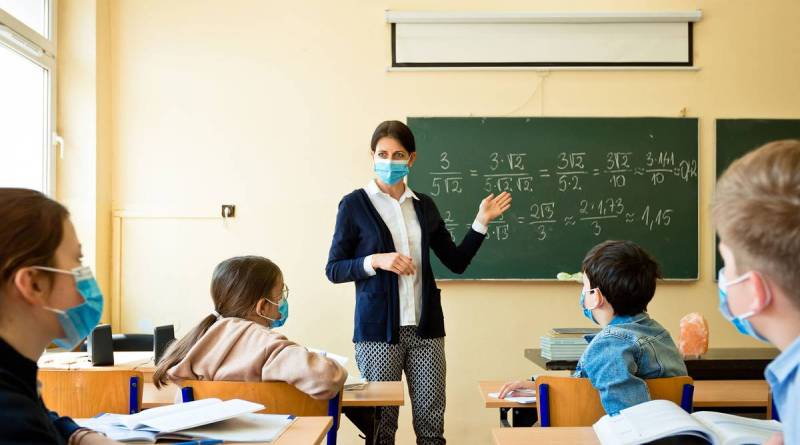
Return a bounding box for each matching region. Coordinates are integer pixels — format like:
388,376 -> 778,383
57,0 -> 112,323
59,0 -> 800,443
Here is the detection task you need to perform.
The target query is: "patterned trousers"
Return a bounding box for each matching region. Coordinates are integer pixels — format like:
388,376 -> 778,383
355,326 -> 446,445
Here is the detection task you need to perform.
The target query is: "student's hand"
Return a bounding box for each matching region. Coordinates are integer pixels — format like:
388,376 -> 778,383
498,379 -> 535,399
69,430 -> 123,445
477,192 -> 512,226
372,253 -> 417,275
764,432 -> 784,445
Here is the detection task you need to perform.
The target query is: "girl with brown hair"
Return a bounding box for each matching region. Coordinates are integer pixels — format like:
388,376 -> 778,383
0,188 -> 116,444
153,255 -> 346,400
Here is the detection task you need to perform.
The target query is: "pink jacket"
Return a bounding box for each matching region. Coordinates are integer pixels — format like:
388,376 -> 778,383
167,317 -> 347,400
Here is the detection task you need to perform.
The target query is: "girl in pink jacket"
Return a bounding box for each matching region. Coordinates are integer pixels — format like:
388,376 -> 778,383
153,256 -> 346,400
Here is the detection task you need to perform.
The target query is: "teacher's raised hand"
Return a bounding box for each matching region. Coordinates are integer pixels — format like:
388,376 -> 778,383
476,191 -> 512,226
371,252 -> 417,276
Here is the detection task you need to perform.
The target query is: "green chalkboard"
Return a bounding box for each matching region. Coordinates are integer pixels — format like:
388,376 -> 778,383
407,117 -> 699,280
715,119 -> 800,274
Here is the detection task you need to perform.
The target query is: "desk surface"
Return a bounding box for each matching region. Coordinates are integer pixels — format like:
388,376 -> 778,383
524,348 -> 778,380
479,379 -> 769,409
143,381 -> 405,410
39,351 -> 154,371
275,416 -> 332,445
126,416 -> 332,445
492,427 -> 599,445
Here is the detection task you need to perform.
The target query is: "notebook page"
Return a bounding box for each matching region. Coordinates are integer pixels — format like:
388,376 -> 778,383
115,398 -> 222,430
173,413 -> 295,442
593,400 -> 714,445
693,411 -> 781,445
143,399 -> 265,433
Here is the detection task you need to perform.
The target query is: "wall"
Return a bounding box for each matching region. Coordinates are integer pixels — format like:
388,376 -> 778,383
61,1 -> 800,443
57,0 -> 112,322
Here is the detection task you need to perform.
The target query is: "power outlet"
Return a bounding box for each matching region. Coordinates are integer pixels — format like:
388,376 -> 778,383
221,204 -> 236,218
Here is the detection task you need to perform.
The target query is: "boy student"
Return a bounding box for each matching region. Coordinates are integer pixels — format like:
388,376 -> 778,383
712,140 -> 800,444
500,240 -> 687,415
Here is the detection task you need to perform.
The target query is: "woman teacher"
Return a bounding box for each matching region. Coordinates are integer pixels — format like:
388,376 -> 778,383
326,120 -> 511,444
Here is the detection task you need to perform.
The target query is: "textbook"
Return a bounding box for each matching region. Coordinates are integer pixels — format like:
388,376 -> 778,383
593,399 -> 782,445
77,398 -> 291,442
540,329 -> 594,360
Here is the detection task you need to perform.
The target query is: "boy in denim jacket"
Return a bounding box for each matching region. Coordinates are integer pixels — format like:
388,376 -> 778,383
500,240 -> 687,415
574,240 -> 687,415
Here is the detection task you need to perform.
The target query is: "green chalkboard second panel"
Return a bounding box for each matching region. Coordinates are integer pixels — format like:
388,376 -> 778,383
714,119 -> 800,274
407,117 -> 698,280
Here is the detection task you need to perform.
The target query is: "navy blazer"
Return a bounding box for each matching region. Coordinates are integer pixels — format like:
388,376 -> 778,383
326,189 -> 485,343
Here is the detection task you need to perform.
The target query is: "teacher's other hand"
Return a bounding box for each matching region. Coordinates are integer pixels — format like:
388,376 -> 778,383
477,191 -> 512,226
372,253 -> 417,276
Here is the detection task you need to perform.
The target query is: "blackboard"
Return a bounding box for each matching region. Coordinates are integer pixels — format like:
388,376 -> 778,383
715,119 -> 800,274
407,117 -> 699,280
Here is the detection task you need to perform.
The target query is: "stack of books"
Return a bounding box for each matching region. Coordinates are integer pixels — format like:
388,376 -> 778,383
540,328 -> 600,361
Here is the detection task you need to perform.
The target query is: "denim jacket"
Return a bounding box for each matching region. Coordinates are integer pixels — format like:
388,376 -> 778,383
573,312 -> 688,415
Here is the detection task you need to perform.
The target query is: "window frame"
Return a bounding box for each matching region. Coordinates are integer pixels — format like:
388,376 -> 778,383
0,0 -> 57,195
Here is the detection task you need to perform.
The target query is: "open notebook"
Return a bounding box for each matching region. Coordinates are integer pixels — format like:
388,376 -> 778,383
77,398 -> 293,442
593,399 -> 782,445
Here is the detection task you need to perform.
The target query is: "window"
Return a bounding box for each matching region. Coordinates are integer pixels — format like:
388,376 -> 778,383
0,0 -> 56,193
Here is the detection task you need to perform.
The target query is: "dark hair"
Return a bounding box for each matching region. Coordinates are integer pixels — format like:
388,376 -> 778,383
0,188 -> 70,284
581,240 -> 662,316
152,255 -> 283,388
370,120 -> 416,153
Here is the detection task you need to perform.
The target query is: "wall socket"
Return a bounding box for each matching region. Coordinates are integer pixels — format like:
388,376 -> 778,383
221,204 -> 236,218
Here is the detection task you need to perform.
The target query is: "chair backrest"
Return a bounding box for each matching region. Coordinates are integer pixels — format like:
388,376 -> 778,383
767,391 -> 780,421
39,369 -> 143,418
536,375 -> 694,427
181,380 -> 343,445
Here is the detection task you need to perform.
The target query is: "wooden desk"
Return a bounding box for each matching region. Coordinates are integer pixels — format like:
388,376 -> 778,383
492,427 -> 599,445
479,379 -> 770,427
142,381 -> 405,410
126,416 -> 332,445
524,348 -> 778,380
275,416 -> 332,445
39,351 -> 154,371
342,381 -> 404,407
478,381 -> 538,427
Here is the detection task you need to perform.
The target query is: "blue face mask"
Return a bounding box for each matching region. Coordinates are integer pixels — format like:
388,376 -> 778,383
260,285 -> 289,328
34,266 -> 104,350
374,160 -> 409,186
717,268 -> 769,343
579,290 -> 598,324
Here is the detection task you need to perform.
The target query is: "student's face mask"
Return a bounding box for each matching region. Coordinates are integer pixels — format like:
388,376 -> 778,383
579,289 -> 601,324
717,268 -> 769,343
258,285 -> 289,328
374,159 -> 409,186
32,266 -> 104,350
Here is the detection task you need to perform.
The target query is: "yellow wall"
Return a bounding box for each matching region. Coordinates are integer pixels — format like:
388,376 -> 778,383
59,0 -> 800,443
57,0 -> 112,323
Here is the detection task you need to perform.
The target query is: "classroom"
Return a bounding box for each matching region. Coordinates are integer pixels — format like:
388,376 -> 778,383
1,0 -> 799,444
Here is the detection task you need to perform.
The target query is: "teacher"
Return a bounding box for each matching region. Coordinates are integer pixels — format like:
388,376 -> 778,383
325,120 -> 511,444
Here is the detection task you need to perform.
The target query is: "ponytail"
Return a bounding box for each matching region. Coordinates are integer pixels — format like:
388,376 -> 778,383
152,314 -> 217,389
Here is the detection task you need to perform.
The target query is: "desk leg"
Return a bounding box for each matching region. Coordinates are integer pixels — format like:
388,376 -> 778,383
343,406 -> 377,445
512,408 -> 538,427
498,408 -> 537,427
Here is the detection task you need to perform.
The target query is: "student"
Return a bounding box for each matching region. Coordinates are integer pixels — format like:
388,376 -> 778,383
0,188 -> 116,444
712,140 -> 800,445
500,240 -> 688,415
153,256 -> 347,400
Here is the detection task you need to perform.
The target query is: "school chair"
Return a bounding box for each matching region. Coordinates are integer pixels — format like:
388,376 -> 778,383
536,375 -> 694,427
767,391 -> 780,421
39,369 -> 144,418
180,380 -> 343,445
